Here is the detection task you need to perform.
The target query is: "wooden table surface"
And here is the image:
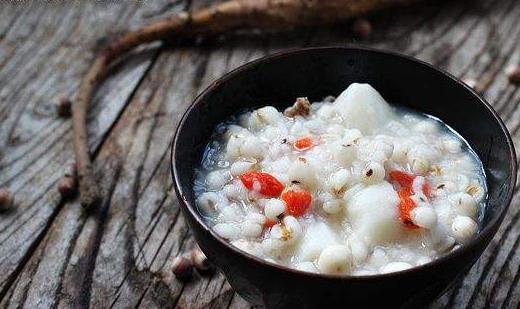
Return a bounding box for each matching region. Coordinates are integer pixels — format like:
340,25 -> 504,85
1,1 -> 519,308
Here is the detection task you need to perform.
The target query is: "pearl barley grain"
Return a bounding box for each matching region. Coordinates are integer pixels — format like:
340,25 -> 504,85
410,207 -> 437,229
323,199 -> 343,214
230,160 -> 256,176
196,192 -> 221,215
206,170 -> 229,190
288,159 -> 318,189
361,161 -> 385,185
411,157 -> 429,175
317,245 -> 352,274
213,223 -> 239,240
452,216 -> 478,243
265,199 -> 286,220
330,169 -> 351,193
333,142 -> 357,166
450,192 -> 478,219
241,221 -> 263,238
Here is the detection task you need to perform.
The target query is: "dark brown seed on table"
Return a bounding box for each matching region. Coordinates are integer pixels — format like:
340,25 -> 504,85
172,256 -> 193,281
58,176 -> 77,198
0,188 -> 14,211
64,162 -> 78,179
352,18 -> 372,39
56,97 -> 72,118
506,65 -> 520,84
191,247 -> 213,273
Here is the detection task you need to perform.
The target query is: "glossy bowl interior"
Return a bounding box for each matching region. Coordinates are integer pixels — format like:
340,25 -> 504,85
171,47 -> 516,308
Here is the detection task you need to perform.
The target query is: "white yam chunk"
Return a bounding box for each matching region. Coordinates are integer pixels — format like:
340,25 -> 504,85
317,245 -> 352,274
345,182 -> 404,245
333,83 -> 394,134
295,222 -> 339,262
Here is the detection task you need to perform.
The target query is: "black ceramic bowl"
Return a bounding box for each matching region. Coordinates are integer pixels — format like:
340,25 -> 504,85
171,47 -> 516,308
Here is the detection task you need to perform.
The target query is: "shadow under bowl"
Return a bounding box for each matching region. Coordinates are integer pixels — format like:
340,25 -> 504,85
171,47 -> 516,308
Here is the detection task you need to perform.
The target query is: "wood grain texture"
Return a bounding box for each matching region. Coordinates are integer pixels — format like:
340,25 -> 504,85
0,0 -> 519,308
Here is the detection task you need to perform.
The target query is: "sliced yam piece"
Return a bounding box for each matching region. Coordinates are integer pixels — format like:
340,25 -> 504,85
295,222 -> 339,262
333,83 -> 394,134
346,181 -> 405,245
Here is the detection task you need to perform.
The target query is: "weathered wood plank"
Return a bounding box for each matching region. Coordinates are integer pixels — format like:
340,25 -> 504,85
0,0 -> 186,299
0,0 -> 520,308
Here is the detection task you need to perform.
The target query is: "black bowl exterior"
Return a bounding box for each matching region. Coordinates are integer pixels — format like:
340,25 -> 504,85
172,47 -> 516,308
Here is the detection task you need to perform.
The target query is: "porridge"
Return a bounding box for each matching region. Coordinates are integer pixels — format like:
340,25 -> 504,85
194,83 -> 486,275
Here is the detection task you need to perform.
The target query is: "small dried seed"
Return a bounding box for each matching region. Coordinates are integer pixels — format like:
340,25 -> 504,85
56,97 -> 72,118
0,188 -> 14,211
352,18 -> 372,39
64,162 -> 78,179
506,64 -> 520,85
58,176 -> 77,198
172,256 -> 193,281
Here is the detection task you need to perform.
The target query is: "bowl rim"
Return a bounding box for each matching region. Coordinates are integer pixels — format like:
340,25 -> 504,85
171,46 -> 517,280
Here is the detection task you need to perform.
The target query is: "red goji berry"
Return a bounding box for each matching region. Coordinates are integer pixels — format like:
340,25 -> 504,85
281,188 -> 312,216
239,172 -> 284,197
294,136 -> 316,151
